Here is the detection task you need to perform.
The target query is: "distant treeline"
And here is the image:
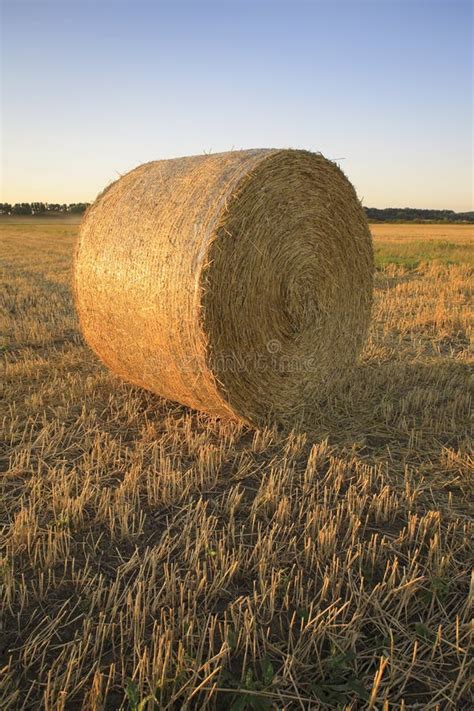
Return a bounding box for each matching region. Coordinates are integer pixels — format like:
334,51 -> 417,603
0,202 -> 89,215
1,202 -> 473,223
364,207 -> 474,223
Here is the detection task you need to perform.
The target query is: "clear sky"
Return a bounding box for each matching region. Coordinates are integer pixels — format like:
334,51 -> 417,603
1,0 -> 472,209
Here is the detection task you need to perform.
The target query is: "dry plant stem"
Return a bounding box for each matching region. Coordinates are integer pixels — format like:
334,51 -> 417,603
0,223 -> 472,709
74,149 -> 373,426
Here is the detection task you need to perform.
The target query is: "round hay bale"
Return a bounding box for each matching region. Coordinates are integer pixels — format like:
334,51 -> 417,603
74,149 -> 373,427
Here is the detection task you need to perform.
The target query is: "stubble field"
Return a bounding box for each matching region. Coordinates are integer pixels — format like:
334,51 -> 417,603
1,221 -> 473,710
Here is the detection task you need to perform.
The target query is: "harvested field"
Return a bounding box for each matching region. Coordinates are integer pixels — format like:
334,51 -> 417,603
1,222 -> 473,710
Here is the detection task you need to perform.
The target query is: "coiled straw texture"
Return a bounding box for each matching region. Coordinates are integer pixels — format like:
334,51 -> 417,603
74,149 -> 374,426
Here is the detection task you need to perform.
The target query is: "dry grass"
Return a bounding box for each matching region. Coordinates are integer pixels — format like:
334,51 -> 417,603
1,222 -> 473,710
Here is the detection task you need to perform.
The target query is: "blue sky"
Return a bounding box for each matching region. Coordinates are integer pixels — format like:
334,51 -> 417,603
1,0 -> 472,209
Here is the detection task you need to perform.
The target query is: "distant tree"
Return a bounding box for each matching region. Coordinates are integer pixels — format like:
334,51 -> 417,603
12,203 -> 32,215
364,207 -> 473,223
2,202 -> 91,216
456,212 -> 474,222
68,203 -> 90,213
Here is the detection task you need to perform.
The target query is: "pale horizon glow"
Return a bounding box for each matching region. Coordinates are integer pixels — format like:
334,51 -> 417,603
1,0 -> 473,211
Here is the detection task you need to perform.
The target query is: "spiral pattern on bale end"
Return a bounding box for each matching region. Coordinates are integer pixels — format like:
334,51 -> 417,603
74,149 -> 374,427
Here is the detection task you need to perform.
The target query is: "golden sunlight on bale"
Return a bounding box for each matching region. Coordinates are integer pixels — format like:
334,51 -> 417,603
74,149 -> 374,426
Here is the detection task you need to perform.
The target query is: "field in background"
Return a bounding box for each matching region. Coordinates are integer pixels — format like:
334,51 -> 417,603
371,223 -> 473,269
1,222 -> 472,709
2,217 -> 472,267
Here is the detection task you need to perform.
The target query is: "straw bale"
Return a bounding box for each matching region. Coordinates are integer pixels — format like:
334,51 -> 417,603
74,149 -> 373,426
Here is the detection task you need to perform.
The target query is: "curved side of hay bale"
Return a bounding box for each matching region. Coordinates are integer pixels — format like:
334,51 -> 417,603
74,149 -> 373,426
75,150 -> 273,419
